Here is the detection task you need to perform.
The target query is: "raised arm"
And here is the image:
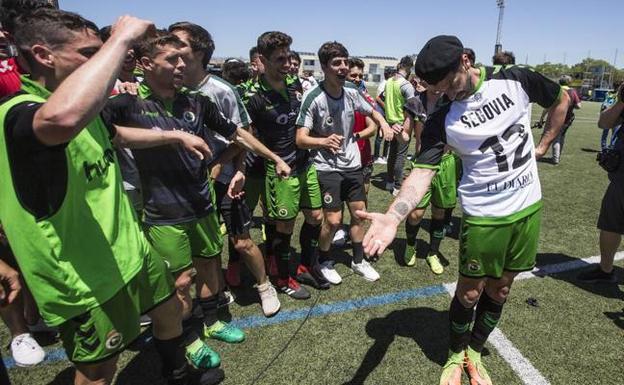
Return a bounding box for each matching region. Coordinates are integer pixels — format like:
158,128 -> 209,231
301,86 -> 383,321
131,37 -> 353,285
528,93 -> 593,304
535,90 -> 570,159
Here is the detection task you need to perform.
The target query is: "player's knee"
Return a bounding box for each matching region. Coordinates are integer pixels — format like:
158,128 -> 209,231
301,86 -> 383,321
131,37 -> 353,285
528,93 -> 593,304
307,210 -> 323,224
460,289 -> 481,307
408,210 -> 422,224
490,285 -> 510,302
325,216 -> 342,231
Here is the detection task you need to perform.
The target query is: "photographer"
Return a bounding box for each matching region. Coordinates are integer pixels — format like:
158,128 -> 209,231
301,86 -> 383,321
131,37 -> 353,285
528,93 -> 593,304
577,83 -> 624,283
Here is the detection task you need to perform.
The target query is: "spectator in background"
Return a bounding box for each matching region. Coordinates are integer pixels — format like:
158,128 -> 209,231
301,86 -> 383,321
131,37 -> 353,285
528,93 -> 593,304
463,47 -> 476,66
222,58 -> 251,86
288,50 -> 301,76
249,45 -> 264,80
601,88 -> 619,150
384,55 -> 416,195
373,67 -> 395,164
493,50 -> 515,65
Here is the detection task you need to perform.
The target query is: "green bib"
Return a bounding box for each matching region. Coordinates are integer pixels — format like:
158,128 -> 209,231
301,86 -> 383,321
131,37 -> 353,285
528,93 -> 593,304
0,77 -> 147,326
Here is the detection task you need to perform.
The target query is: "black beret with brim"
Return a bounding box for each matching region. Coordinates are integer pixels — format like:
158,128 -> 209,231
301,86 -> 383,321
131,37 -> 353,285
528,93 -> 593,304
415,35 -> 463,85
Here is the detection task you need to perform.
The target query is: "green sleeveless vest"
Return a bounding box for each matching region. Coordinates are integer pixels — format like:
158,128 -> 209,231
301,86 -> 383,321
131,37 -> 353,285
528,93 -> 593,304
0,77 -> 147,326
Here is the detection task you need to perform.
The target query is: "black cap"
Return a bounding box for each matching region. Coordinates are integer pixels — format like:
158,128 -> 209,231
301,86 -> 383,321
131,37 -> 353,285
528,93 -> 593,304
415,35 -> 464,85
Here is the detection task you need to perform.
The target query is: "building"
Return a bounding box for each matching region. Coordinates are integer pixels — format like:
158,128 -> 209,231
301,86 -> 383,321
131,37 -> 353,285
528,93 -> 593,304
298,51 -> 399,85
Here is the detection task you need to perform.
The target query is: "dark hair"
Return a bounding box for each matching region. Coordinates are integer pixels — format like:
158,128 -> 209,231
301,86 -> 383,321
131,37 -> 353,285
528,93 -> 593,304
249,46 -> 259,61
398,55 -> 413,70
168,21 -> 215,67
384,67 -> 397,79
222,58 -> 251,85
463,47 -> 476,65
0,0 -> 54,30
493,51 -> 515,65
348,57 -> 364,70
134,29 -> 185,60
318,41 -> 348,66
99,25 -> 112,42
11,7 -> 99,66
257,31 -> 292,58
288,50 -> 301,63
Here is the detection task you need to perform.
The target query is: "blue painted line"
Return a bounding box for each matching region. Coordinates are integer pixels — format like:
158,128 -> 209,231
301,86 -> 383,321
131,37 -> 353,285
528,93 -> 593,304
4,283 -> 447,369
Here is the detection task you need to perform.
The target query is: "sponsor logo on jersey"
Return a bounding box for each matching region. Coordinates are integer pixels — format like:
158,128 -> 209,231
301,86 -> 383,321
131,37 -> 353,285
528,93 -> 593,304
105,330 -> 123,350
84,148 -> 116,183
460,93 -> 515,129
485,170 -> 535,194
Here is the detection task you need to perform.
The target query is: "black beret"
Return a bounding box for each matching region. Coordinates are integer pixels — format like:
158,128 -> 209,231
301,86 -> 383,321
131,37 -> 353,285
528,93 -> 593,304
415,35 -> 464,85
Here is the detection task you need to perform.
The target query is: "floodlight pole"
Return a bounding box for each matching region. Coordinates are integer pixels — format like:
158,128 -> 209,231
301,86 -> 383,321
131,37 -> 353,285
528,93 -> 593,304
495,0 -> 505,55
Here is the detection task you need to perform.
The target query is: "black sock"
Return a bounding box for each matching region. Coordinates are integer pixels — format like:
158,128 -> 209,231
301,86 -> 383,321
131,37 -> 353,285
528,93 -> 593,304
198,295 -> 219,327
352,242 -> 364,264
265,222 -> 276,256
429,218 -> 445,254
405,221 -> 420,246
154,334 -> 188,381
228,238 -> 240,263
448,295 -> 475,353
300,222 -> 321,267
319,249 -> 331,264
273,231 -> 292,280
469,293 -> 504,353
444,208 -> 453,227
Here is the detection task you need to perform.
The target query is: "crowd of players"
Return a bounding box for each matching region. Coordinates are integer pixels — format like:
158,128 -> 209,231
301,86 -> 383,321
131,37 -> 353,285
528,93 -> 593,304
0,1 -> 620,385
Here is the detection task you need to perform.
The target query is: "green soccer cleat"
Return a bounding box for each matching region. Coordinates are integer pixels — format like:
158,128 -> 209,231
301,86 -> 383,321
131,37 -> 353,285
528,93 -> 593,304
439,351 -> 464,385
426,254 -> 444,275
203,320 -> 245,343
404,244 -> 417,266
464,347 -> 492,385
185,339 -> 221,369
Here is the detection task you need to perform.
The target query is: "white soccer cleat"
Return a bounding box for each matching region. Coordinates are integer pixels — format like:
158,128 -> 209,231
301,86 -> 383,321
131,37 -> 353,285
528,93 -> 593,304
257,281 -> 281,317
11,333 -> 45,367
351,260 -> 380,281
320,260 -> 342,285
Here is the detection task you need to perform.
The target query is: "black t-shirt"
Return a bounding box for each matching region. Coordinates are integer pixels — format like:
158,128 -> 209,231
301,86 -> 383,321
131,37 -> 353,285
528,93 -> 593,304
101,84 -> 237,225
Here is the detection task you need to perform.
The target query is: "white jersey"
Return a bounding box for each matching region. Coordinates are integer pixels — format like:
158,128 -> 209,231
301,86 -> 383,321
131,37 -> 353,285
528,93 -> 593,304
414,66 -> 561,221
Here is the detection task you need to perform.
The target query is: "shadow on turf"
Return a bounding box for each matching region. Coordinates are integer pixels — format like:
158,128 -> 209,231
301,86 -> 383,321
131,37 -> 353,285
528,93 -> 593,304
342,307 -> 489,385
535,253 -> 624,301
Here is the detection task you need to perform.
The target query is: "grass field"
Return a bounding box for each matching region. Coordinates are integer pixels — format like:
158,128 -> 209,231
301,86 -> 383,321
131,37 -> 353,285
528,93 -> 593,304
4,101 -> 624,385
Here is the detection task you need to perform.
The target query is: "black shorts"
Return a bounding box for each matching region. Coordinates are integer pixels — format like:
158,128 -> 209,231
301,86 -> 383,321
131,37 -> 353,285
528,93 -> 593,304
214,181 -> 252,236
597,181 -> 624,234
317,169 -> 366,210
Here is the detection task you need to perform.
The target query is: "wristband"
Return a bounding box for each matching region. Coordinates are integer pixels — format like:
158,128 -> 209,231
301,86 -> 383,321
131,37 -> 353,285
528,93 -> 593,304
354,133 -> 361,140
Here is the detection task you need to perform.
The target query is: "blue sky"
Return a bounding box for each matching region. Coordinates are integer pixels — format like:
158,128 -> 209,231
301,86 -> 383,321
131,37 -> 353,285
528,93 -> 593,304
60,0 -> 623,67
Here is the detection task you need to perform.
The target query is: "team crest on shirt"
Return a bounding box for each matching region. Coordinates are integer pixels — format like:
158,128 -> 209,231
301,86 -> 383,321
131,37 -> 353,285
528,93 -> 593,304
105,330 -> 123,350
324,116 -> 334,126
278,208 -> 288,217
275,113 -> 289,125
323,193 -> 333,204
183,111 -> 196,123
473,92 -> 482,102
466,260 -> 481,273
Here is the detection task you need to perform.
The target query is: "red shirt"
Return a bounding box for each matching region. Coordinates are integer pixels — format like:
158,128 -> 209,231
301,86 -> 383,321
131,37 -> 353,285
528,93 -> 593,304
354,112 -> 372,166
0,58 -> 21,98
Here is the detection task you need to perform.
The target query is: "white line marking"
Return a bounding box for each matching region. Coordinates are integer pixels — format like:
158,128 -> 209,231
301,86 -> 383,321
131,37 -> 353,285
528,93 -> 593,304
440,251 -> 624,385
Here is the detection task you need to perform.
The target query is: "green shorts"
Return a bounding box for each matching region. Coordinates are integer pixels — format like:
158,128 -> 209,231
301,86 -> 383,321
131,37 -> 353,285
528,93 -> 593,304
144,212 -> 223,275
244,173 -> 266,212
265,162 -> 322,221
414,152 -> 457,209
59,249 -> 174,363
459,204 -> 542,279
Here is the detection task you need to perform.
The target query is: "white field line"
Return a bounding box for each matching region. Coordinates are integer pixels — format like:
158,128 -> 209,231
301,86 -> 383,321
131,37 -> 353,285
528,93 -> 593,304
441,251 -> 624,385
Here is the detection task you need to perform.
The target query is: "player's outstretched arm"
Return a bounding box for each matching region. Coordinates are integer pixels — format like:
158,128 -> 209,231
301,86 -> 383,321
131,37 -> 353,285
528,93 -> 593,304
369,109 -> 396,140
33,16 -> 154,146
535,90 -> 570,159
113,126 -> 212,160
356,167 -> 436,256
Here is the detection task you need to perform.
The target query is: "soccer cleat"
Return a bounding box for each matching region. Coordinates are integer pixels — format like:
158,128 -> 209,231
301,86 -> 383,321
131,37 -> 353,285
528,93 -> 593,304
404,244 -> 417,266
577,265 -> 617,283
426,254 -> 444,275
296,264 -> 330,290
216,290 -> 234,308
351,260 -> 380,281
225,261 -> 241,287
203,320 -> 245,343
256,281 -> 281,317
11,333 -> 45,367
439,351 -> 464,385
319,260 -> 342,285
185,339 -> 221,369
464,348 -> 492,385
277,277 -> 311,300
374,157 -> 387,165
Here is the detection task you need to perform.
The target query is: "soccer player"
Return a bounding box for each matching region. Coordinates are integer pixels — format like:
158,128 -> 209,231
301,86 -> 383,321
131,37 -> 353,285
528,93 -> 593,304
296,41 -> 393,283
102,30 -> 293,348
245,31 -> 326,298
2,9 -> 225,384
402,86 -> 457,275
384,55 -> 417,195
357,35 -> 570,385
169,21 -> 280,317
